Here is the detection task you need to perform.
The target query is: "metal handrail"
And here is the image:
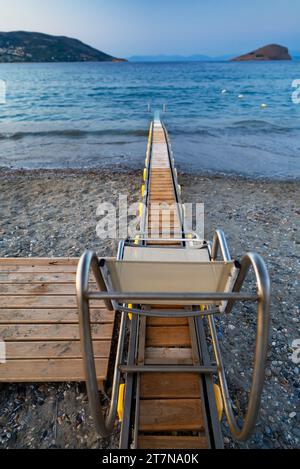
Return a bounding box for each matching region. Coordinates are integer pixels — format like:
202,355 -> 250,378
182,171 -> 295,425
87,291 -> 258,302
76,251 -> 125,438
77,236 -> 270,442
208,232 -> 271,441
211,229 -> 232,262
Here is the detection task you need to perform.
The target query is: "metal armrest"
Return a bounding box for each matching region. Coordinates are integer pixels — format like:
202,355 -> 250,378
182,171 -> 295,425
209,252 -> 271,441
211,229 -> 231,262
76,251 -> 125,438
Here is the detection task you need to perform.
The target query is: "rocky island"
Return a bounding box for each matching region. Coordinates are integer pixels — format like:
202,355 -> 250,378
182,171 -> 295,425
232,44 -> 292,61
0,31 -> 126,63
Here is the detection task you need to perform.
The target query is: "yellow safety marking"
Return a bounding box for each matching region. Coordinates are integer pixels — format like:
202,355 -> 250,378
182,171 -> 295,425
134,236 -> 140,246
143,168 -> 147,182
117,384 -> 126,422
213,384 -> 224,422
141,185 -> 145,198
138,203 -> 143,218
128,304 -> 133,321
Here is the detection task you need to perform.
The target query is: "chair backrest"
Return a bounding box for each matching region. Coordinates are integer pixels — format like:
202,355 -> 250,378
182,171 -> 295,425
104,259 -> 235,305
123,246 -> 210,262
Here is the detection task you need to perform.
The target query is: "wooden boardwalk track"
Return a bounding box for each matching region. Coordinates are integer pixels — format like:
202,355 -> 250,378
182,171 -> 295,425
136,120 -> 210,449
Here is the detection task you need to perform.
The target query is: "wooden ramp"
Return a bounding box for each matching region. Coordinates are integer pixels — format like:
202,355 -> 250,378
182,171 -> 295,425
147,120 -> 182,243
134,119 -> 211,449
0,258 -> 115,384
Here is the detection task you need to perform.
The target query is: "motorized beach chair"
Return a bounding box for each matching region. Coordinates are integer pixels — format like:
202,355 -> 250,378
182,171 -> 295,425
76,116 -> 271,449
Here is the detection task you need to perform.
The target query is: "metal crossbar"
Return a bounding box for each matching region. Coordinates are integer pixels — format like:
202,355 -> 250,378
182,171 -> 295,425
86,291 -> 258,302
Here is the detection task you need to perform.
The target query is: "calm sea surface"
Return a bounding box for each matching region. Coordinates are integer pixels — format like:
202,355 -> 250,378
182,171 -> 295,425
0,61 -> 300,179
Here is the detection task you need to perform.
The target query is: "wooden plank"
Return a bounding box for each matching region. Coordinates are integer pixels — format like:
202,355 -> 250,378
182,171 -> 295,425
148,213 -> 178,218
148,203 -> 177,208
146,326 -> 191,348
5,340 -> 111,359
0,296 -> 103,308
150,196 -> 175,199
150,187 -> 174,191
148,225 -> 181,231
0,308 -> 113,324
148,209 -> 179,214
148,223 -> 181,229
0,283 -> 79,295
148,214 -> 179,219
0,258 -> 78,265
145,348 -> 193,365
150,180 -> 173,184
150,187 -> 173,191
151,169 -> 173,174
0,358 -> 107,383
148,215 -> 180,221
150,189 -> 173,193
0,273 -> 77,283
148,229 -> 182,235
149,199 -> 176,203
147,317 -> 188,327
148,216 -> 180,222
138,435 -> 208,450
0,265 -> 78,273
140,373 -> 200,399
149,195 -> 174,199
0,323 -> 114,341
139,399 -> 204,432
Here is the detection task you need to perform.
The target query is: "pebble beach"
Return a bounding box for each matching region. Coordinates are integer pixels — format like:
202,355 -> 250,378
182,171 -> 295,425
0,168 -> 299,449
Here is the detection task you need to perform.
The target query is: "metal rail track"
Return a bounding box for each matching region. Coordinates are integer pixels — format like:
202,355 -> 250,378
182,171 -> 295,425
119,118 -> 223,449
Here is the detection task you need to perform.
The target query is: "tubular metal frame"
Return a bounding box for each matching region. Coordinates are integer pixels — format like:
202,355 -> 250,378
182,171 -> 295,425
208,230 -> 271,441
76,117 -> 271,445
76,251 -> 125,438
76,228 -> 271,442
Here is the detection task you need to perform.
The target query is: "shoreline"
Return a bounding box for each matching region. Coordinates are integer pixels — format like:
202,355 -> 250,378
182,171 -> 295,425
1,166 -> 300,183
0,168 -> 299,449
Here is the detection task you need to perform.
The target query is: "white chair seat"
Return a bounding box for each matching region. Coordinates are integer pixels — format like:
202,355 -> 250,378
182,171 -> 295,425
104,259 -> 235,306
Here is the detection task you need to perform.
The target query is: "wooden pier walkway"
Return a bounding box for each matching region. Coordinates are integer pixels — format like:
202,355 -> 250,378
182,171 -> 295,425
134,119 -> 213,449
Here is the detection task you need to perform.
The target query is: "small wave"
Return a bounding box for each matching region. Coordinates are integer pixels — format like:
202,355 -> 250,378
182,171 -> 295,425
168,127 -> 218,138
168,120 -> 299,138
0,128 -> 148,140
228,120 -> 297,133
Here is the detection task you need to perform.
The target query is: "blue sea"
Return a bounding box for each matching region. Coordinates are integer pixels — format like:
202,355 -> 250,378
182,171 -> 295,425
0,61 -> 300,179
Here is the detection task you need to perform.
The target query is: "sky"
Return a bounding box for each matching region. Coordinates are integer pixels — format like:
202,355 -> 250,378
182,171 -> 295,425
0,0 -> 299,57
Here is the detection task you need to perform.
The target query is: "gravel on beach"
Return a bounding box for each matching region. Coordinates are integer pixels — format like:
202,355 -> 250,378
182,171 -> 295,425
0,168 -> 299,449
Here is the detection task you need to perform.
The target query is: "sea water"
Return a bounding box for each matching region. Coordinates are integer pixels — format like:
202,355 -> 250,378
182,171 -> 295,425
0,61 -> 300,179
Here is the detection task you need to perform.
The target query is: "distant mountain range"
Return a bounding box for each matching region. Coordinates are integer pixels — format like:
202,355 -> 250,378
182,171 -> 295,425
128,54 -> 235,62
129,47 -> 300,62
0,32 -> 298,64
0,31 -> 126,63
291,51 -> 300,60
